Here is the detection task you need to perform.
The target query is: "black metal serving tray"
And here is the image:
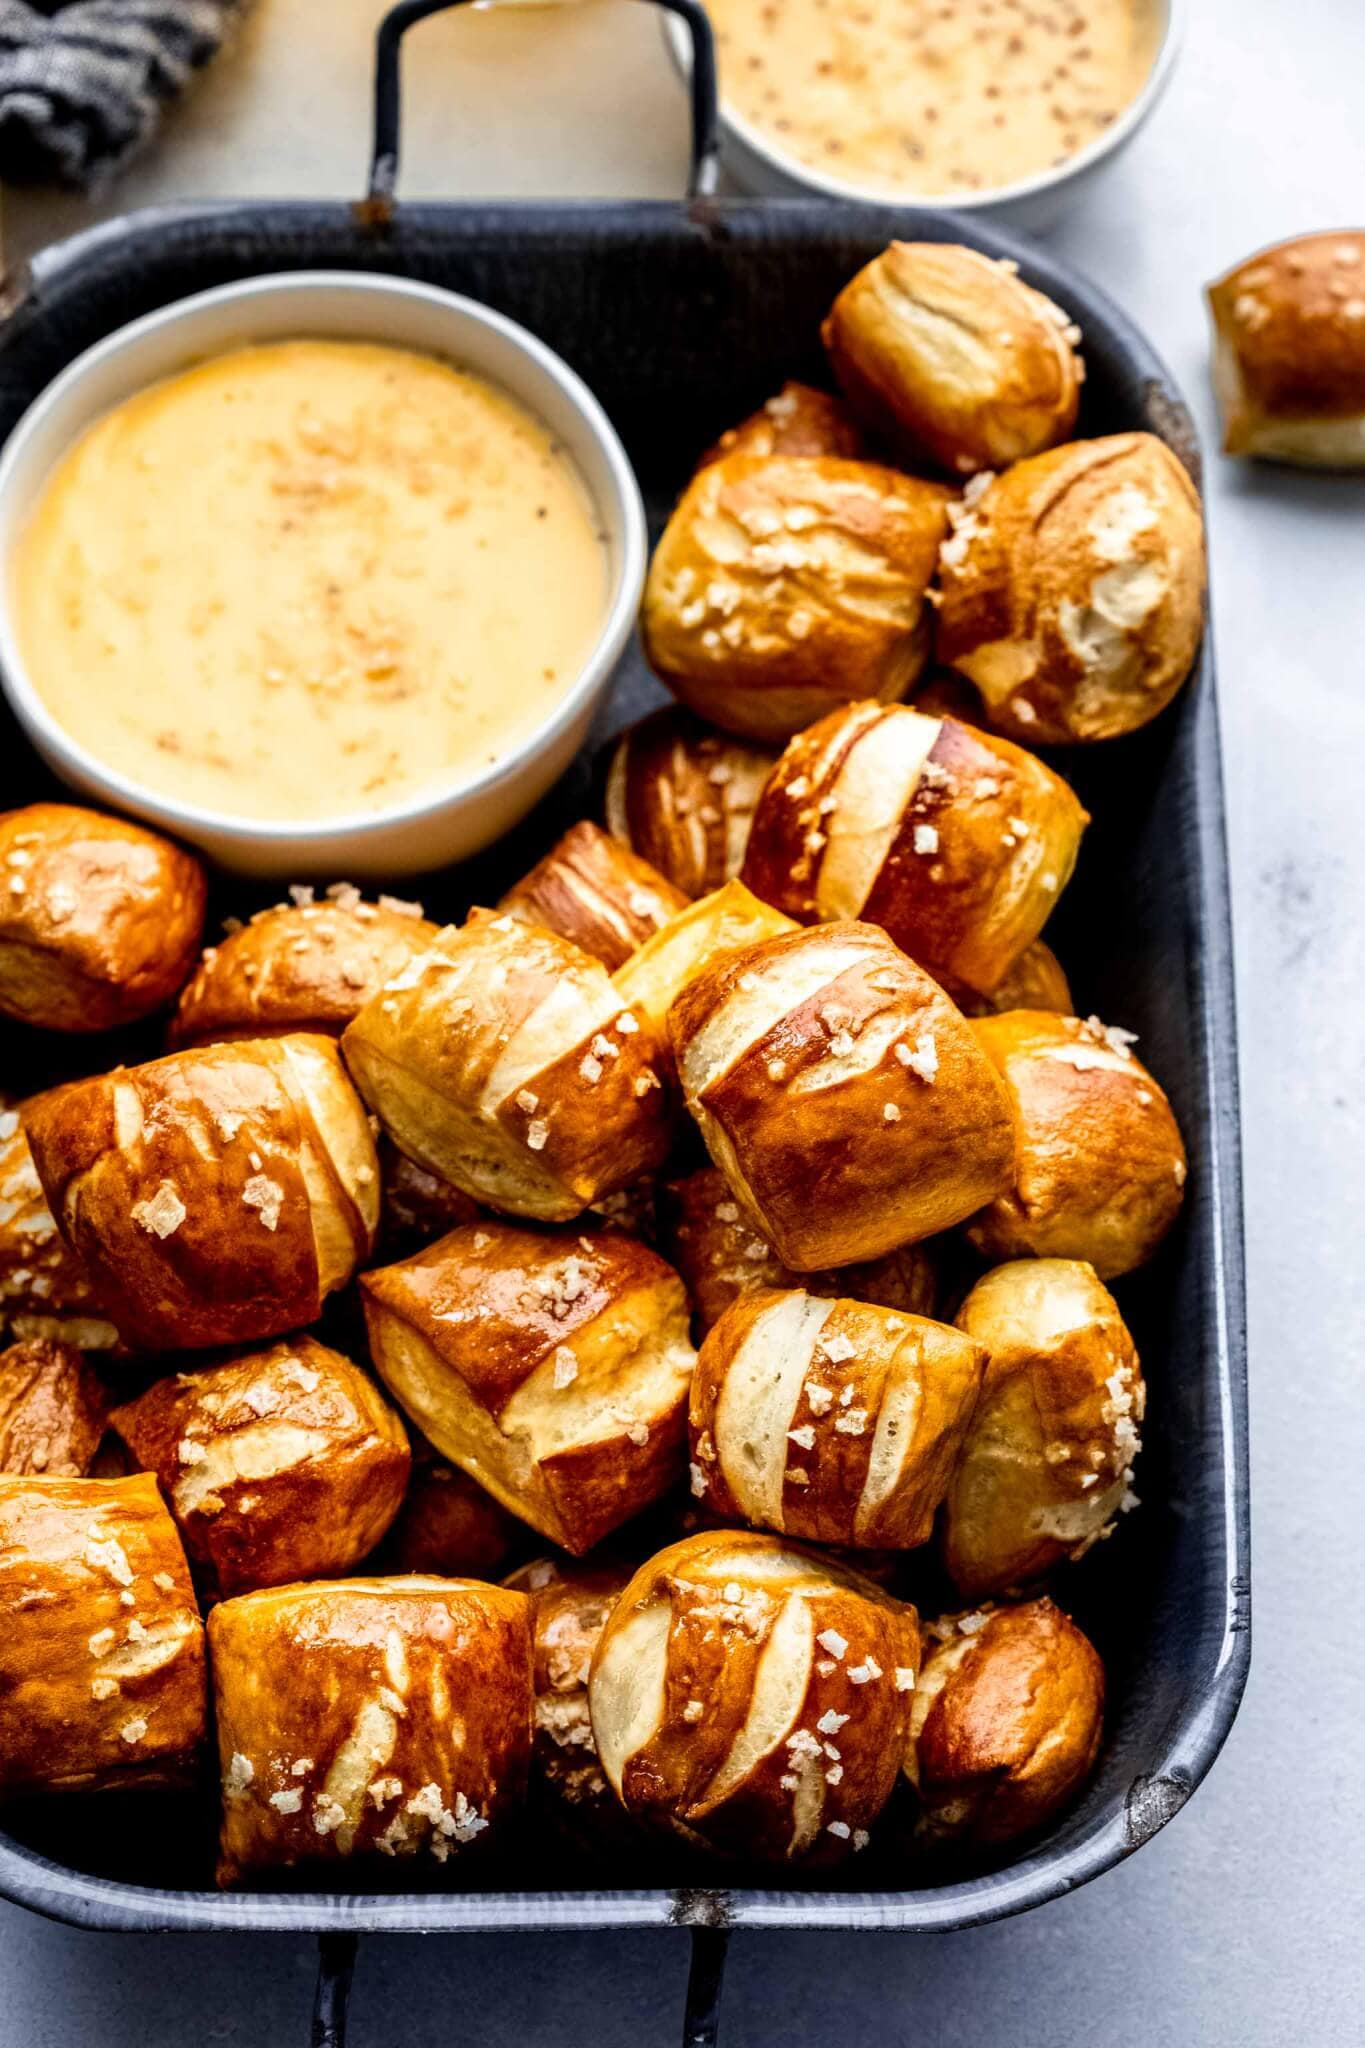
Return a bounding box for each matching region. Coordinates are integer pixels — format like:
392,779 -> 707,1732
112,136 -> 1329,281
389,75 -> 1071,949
0,2 -> 1248,2034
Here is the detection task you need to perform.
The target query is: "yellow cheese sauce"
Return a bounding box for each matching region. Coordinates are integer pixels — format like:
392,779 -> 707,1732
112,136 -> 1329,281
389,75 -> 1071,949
12,340 -> 610,821
710,0 -> 1161,198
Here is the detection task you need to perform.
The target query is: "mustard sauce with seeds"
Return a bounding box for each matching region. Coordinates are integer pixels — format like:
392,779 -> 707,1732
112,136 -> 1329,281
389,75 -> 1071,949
710,0 -> 1161,198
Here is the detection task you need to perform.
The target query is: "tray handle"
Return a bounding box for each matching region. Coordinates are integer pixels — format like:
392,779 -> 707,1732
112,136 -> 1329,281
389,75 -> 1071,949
304,1926 -> 728,2044
367,0 -> 719,210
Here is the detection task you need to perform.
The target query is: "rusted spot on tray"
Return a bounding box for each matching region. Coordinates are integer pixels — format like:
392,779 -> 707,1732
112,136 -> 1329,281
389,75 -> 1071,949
1124,1768 -> 1193,1850
669,1886 -> 736,1929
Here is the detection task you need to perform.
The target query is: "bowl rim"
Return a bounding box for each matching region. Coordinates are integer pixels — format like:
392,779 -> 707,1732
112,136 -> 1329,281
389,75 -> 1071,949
664,0 -> 1184,212
0,269 -> 648,850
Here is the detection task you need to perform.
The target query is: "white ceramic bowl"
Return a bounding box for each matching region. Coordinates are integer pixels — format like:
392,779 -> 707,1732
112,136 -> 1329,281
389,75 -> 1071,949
0,272 -> 647,879
666,0 -> 1182,234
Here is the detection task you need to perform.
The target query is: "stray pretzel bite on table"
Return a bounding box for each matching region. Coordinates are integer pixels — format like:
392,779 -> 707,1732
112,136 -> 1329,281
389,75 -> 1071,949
22,1035 -> 379,1353
0,1471 -> 205,1799
208,1576 -> 531,1884
641,454 -> 952,742
589,1530 -> 920,1865
1206,230 -> 1365,467
341,914 -> 674,1225
668,920 -> 1017,1270
690,1289 -> 983,1549
361,1220 -> 697,1557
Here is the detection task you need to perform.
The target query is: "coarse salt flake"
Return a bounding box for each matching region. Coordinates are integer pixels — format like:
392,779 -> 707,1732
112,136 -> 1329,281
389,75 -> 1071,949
133,1182 -> 186,1240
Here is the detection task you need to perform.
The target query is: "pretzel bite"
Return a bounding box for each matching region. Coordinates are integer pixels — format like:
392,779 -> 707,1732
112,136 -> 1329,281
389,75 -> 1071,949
170,894 -> 440,1047
109,1336 -> 410,1599
506,1554 -> 634,1842
361,1221 -> 697,1556
822,243 -> 1082,477
496,821 -> 687,970
604,708 -> 778,901
208,1576 -> 531,1884
612,880 -> 798,1058
663,1165 -> 939,1336
0,1338 -> 107,1476
641,455 -> 951,742
906,1599 -> 1104,1845
691,1290 -> 983,1548
341,915 -> 673,1225
0,803 -> 205,1033
741,701 -> 1087,997
1207,231 -> 1365,466
966,1011 -> 1186,1278
942,1258 -> 1144,1597
0,1097 -> 116,1349
381,1445 -> 521,1580
23,1035 -> 379,1352
668,921 -> 1016,1269
0,1472 -> 205,1798
377,1137 -> 482,1257
936,434 -> 1207,744
589,1530 -> 919,1865
954,939 -> 1073,1018
697,381 -> 865,469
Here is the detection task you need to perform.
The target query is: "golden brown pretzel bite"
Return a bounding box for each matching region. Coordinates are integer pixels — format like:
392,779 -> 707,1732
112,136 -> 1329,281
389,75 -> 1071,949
110,1335 -> 410,1599
342,915 -> 673,1224
935,433 -> 1207,744
209,1576 -> 531,1884
741,700 -> 1086,997
822,242 -> 1083,476
361,1220 -> 696,1556
906,1598 -> 1104,1845
23,1035 -> 379,1352
966,1011 -> 1186,1278
604,708 -> 778,901
942,1257 -> 1144,1597
668,920 -> 1017,1268
496,820 -> 687,970
0,803 -> 205,1033
0,1471 -> 205,1798
170,893 -> 440,1046
642,455 -> 951,742
589,1530 -> 920,1865
690,1289 -> 983,1548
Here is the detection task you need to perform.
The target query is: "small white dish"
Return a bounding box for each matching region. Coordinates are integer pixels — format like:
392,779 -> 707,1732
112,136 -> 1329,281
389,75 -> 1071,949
0,271 -> 647,879
665,0 -> 1182,235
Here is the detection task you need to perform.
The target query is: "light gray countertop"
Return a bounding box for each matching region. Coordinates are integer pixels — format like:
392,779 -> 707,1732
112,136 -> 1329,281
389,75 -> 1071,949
3,0 -> 1364,2039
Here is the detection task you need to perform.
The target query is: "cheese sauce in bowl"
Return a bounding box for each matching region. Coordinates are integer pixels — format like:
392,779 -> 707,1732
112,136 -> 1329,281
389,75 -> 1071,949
13,341 -> 610,824
0,274 -> 646,877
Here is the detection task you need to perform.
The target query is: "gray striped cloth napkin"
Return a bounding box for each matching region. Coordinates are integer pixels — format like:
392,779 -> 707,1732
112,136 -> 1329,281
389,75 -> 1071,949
0,0 -> 243,188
